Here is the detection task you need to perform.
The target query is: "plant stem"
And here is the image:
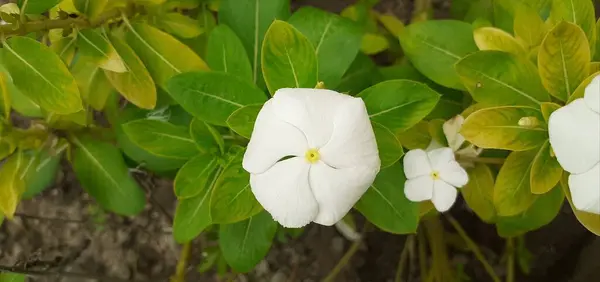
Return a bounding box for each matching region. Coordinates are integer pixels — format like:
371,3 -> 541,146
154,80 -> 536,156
417,228 -> 428,280
506,238 -> 515,282
423,216 -> 453,282
322,223 -> 371,282
446,215 -> 501,282
171,242 -> 191,282
395,235 -> 414,282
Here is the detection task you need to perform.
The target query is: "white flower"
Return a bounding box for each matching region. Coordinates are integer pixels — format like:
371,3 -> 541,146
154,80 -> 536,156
403,148 -> 469,212
548,76 -> 600,215
426,115 -> 482,167
242,88 -> 380,228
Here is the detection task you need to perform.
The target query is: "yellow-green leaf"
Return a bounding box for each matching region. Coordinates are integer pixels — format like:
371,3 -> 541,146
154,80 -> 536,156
461,163 -> 496,223
395,121 -> 431,150
226,104 -> 261,139
50,36 -> 77,65
77,29 -> 127,73
538,21 -> 590,101
590,61 -> 600,74
72,58 -> 113,111
261,20 -> 317,94
73,0 -> 107,20
157,13 -> 203,39
563,176 -> 600,235
122,119 -> 199,159
549,0 -> 596,55
18,0 -> 61,14
124,21 -> 209,87
0,71 -> 11,120
494,149 -> 538,217
474,27 -> 526,55
206,25 -> 253,82
376,13 -> 405,37
360,33 -> 389,55
174,154 -> 219,199
461,106 -> 548,151
530,140 -> 562,195
513,4 -> 547,48
0,151 -> 24,219
2,36 -> 82,114
104,34 -> 156,109
190,118 -> 224,155
568,71 -> 600,102
540,102 -> 561,122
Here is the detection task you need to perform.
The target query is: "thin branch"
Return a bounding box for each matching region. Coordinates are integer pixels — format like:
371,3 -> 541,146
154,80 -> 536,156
395,235 -> 415,282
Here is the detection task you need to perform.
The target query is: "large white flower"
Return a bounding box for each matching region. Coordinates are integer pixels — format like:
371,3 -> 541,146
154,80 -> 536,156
548,76 -> 600,214
242,88 -> 381,228
403,148 -> 469,212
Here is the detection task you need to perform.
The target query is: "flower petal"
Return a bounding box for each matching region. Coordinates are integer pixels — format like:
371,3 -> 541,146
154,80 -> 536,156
431,180 -> 458,212
584,75 -> 600,114
569,163 -> 600,215
243,99 -> 308,174
404,175 -> 434,202
427,147 -> 456,172
548,99 -> 600,174
249,157 -> 318,228
443,115 -> 466,151
271,88 -> 355,148
319,97 -> 380,169
439,161 -> 469,188
403,149 -> 432,179
309,161 -> 378,225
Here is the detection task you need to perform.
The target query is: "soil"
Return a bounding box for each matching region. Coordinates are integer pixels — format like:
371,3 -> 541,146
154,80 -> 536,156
2,1 -> 600,282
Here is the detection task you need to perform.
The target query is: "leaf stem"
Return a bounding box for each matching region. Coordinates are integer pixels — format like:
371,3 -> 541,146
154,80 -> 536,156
171,242 -> 191,282
446,215 -> 501,282
322,223 -> 371,282
506,238 -> 515,282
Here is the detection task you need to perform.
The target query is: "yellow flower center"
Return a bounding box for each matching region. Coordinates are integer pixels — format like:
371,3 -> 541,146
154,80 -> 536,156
305,148 -> 320,164
430,171 -> 440,180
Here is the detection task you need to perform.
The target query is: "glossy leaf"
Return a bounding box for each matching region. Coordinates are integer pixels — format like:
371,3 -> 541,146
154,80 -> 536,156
540,102 -> 561,123
77,29 -> 127,73
360,33 -> 389,55
0,152 -> 24,219
399,20 -> 478,90
359,80 -> 440,133
158,13 -> 203,38
174,154 -> 219,198
21,147 -> 64,199
122,119 -> 198,159
538,21 -> 590,101
568,71 -> 600,102
395,121 -> 431,150
2,36 -> 82,114
549,0 -> 596,54
51,36 -> 77,65
190,118 -> 224,155
206,25 -> 253,81
530,141 -> 562,195
563,176 -> 600,236
473,27 -> 526,54
74,0 -> 108,20
461,106 -> 548,151
493,149 -> 538,217
166,71 -> 267,126
456,51 -> 550,107
219,211 -> 278,273
461,163 -> 496,223
336,53 -> 383,95
261,20 -> 318,94
513,4 -> 547,48
18,0 -> 61,14
372,122 -> 404,168
72,58 -> 113,111
355,162 -> 419,234
226,104 -> 262,139
71,135 -> 146,216
288,7 -> 362,89
0,71 -> 11,120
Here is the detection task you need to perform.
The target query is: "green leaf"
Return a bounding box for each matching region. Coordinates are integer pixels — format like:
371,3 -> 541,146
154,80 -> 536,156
261,20 -> 318,94
2,36 -> 82,114
396,121 -> 431,150
461,163 -> 496,223
360,33 -> 389,55
538,21 -> 590,101
72,58 -> 113,111
226,104 -> 262,139
219,211 -> 278,273
18,0 -> 61,14
563,176 -> 600,236
372,122 -> 404,168
124,21 -> 209,87
549,0 -> 596,55
376,12 -> 405,37
493,149 -> 538,217
157,13 -> 203,38
513,4 -> 547,48
190,118 -> 224,155
0,272 -> 26,282
77,29 -> 127,73
174,154 -> 219,198
50,36 -> 77,65
399,20 -> 478,90
74,0 -> 108,20
496,184 -> 563,237
0,72 -> 11,120
104,34 -> 157,109
71,135 -> 146,216
358,80 -> 440,133
568,70 -> 600,102
166,71 -> 267,126
336,53 -> 383,95
473,27 -> 526,54
219,0 -> 290,86
355,162 -> 419,234
540,102 -> 561,122
21,147 -> 64,199
206,25 -> 253,81
122,119 -> 198,159
461,106 -> 548,151
0,151 -> 24,219
288,7 -> 362,89
455,50 -> 550,107
530,140 -> 562,195
210,149 -> 262,224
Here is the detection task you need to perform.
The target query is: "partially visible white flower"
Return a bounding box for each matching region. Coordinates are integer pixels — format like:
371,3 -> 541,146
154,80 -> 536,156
403,148 -> 469,212
426,115 -> 482,168
549,76 -> 600,215
334,220 -> 361,242
243,88 -> 380,228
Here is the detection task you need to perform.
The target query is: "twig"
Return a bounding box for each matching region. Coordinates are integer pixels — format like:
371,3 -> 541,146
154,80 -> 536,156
506,238 -> 515,282
321,223 -> 371,282
446,215 -> 501,282
0,265 -> 165,282
171,243 -> 191,282
395,235 -> 415,282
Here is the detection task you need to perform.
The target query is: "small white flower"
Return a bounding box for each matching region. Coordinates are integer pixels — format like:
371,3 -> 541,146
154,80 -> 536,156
426,115 -> 482,167
403,148 -> 469,212
548,76 -> 600,215
242,88 -> 380,228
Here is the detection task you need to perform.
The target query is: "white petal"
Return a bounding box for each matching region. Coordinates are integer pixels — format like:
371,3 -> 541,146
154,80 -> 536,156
443,115 -> 466,151
403,149 -> 432,179
309,161 -> 378,225
548,99 -> 600,174
569,163 -> 600,215
319,97 -> 380,169
584,75 -> 600,114
439,161 -> 469,188
250,157 -> 318,228
404,175 -> 434,202
243,99 -> 308,174
427,147 -> 456,172
431,180 -> 458,212
271,88 -> 355,148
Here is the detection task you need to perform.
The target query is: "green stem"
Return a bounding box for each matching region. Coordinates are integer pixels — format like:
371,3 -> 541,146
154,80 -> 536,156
395,235 -> 414,282
423,216 -> 453,281
171,242 -> 191,282
446,215 -> 501,282
417,228 -> 428,280
322,223 -> 370,282
506,238 -> 515,282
